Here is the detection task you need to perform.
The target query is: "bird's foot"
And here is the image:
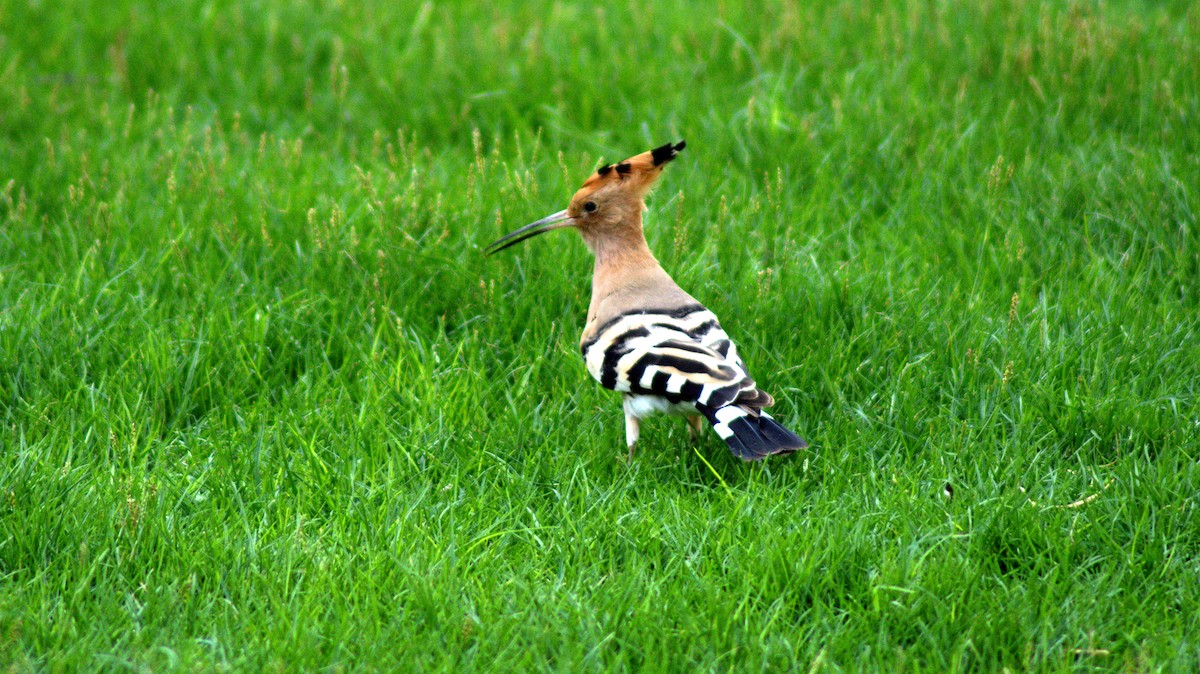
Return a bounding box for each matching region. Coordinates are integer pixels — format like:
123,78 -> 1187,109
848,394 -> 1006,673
686,415 -> 704,444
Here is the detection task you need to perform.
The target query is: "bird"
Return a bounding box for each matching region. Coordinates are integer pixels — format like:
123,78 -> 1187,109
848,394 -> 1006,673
486,141 -> 807,461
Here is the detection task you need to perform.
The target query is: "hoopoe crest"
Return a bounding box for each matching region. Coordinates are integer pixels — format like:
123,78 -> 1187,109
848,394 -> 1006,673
487,141 -> 807,461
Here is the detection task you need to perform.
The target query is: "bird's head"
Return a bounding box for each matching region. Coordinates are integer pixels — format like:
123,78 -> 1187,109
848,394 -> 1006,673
486,140 -> 686,255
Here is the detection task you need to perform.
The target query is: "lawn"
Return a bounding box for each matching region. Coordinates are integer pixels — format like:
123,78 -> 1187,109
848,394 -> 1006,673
1,0 -> 1198,670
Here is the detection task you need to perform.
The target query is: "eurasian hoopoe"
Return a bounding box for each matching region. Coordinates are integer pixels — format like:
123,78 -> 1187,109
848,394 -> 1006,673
487,141 -> 807,461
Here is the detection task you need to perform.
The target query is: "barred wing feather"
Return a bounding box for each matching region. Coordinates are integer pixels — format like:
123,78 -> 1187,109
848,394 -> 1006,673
581,304 -> 806,460
582,305 -> 767,409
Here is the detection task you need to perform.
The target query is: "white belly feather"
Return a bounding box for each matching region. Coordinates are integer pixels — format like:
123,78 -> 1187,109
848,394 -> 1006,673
623,394 -> 697,420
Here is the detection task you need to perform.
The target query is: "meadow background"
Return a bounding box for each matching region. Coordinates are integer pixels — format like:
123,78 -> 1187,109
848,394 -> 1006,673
2,0 -> 1199,670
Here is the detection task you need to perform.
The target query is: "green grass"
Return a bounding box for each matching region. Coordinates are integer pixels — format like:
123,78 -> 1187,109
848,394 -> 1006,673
2,0 -> 1199,670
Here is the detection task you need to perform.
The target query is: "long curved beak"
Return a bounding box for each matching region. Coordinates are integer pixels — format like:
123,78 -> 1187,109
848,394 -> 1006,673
485,209 -> 574,255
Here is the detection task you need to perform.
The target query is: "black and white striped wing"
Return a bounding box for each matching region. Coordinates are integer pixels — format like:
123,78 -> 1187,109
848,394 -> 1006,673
581,305 -> 762,409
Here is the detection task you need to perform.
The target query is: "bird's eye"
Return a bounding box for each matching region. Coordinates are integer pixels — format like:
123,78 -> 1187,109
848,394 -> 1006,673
583,201 -> 598,213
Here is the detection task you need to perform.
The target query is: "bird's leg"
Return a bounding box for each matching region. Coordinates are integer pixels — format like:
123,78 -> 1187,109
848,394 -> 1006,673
686,414 -> 704,444
622,396 -> 641,463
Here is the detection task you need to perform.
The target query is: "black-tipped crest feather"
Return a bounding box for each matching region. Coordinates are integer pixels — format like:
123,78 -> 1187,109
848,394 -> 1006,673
651,140 -> 687,166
